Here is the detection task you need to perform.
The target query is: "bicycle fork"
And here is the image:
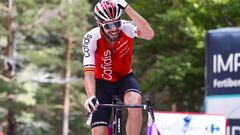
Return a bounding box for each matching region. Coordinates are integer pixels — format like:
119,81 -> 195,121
112,97 -> 123,135
113,107 -> 122,135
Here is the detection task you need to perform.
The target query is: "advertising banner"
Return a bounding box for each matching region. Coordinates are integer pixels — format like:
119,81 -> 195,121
154,112 -> 227,135
228,119 -> 240,135
205,28 -> 240,135
206,28 -> 240,95
205,95 -> 240,119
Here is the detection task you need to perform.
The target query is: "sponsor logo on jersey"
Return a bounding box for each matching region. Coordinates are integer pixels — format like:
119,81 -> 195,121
117,40 -> 130,57
101,50 -> 112,80
83,34 -> 92,57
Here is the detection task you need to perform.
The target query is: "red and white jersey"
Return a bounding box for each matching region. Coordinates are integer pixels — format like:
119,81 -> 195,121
82,20 -> 138,82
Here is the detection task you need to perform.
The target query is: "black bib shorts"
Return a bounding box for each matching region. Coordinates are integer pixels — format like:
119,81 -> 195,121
88,72 -> 142,128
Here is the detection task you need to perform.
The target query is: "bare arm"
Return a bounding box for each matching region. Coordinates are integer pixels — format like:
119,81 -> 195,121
84,71 -> 96,97
124,5 -> 155,40
83,71 -> 98,112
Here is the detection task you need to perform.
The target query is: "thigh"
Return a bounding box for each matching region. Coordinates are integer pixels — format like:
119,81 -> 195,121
117,72 -> 142,101
90,79 -> 116,128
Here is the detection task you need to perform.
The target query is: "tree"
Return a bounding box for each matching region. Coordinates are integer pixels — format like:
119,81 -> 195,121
132,0 -> 240,112
1,0 -> 92,134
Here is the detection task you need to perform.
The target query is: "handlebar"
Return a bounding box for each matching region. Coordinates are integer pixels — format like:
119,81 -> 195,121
98,98 -> 155,122
145,98 -> 155,122
98,104 -> 146,109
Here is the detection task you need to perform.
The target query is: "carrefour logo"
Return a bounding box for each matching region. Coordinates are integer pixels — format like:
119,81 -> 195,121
205,124 -> 220,134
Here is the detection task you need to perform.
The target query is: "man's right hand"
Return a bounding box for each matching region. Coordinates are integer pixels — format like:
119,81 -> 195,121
84,96 -> 99,113
110,0 -> 128,10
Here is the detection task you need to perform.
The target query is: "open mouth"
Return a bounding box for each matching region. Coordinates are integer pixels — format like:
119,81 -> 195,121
109,31 -> 118,36
103,28 -> 121,41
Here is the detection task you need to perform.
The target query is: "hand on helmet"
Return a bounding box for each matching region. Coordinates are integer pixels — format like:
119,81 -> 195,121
84,96 -> 99,113
110,0 -> 128,10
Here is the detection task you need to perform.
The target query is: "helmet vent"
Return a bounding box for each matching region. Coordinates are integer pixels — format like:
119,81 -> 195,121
94,0 -> 123,22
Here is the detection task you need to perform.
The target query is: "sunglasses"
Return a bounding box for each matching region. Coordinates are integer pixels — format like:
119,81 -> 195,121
101,20 -> 121,30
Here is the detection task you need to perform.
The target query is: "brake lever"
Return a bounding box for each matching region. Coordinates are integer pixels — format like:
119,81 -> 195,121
145,98 -> 155,122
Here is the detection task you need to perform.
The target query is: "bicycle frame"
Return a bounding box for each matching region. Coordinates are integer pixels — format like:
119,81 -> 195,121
98,98 -> 155,135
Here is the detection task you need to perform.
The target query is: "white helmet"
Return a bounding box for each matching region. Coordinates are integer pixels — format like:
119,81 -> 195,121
94,0 -> 123,22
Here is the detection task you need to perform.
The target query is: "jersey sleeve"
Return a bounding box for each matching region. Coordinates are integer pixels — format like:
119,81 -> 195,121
121,20 -> 139,38
82,28 -> 100,72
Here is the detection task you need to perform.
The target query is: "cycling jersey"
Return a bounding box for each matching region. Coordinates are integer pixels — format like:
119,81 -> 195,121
82,20 -> 138,82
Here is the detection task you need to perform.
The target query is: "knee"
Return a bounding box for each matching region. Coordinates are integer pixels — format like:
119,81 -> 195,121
124,91 -> 142,105
124,92 -> 142,117
92,126 -> 108,135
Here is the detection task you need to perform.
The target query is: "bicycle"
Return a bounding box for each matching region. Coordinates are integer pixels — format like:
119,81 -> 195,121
94,96 -> 156,135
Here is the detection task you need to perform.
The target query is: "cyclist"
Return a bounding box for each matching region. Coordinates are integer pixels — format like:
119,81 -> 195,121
82,0 -> 154,134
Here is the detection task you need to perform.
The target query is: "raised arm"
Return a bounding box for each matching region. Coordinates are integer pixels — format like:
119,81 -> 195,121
111,0 -> 155,40
124,5 -> 155,40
